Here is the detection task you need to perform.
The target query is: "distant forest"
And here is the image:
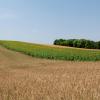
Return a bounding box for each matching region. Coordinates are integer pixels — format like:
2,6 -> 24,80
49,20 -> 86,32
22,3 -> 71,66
54,39 -> 100,49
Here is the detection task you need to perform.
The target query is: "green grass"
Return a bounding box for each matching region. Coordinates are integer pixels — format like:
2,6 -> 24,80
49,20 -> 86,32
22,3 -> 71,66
0,40 -> 100,61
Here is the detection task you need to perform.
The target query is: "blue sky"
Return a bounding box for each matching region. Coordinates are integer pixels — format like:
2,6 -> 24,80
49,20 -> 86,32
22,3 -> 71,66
0,0 -> 100,44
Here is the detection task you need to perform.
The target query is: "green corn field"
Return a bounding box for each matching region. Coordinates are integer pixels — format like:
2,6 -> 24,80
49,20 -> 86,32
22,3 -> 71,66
0,40 -> 100,61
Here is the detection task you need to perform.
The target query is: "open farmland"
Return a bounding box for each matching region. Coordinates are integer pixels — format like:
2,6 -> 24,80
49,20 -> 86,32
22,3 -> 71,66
0,40 -> 100,61
0,44 -> 100,100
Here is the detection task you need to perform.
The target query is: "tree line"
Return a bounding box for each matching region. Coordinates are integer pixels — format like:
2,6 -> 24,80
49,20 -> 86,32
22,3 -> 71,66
54,39 -> 100,49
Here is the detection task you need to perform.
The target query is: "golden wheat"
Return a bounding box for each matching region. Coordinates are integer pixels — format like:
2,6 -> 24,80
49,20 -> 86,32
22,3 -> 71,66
0,46 -> 100,100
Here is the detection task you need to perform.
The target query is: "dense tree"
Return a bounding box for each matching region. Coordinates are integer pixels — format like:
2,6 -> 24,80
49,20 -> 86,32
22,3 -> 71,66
85,40 -> 96,49
54,39 -> 66,45
96,41 -> 100,49
54,39 -> 100,50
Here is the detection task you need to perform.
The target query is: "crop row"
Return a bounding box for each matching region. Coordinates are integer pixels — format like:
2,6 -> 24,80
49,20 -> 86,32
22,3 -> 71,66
0,40 -> 100,61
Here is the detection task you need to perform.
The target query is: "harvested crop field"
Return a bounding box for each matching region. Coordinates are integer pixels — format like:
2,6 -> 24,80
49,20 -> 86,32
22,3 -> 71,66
0,46 -> 100,100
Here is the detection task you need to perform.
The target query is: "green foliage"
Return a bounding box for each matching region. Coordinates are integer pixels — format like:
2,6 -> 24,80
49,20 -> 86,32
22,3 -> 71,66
0,40 -> 100,61
96,41 -> 100,49
54,39 -> 66,45
54,39 -> 100,49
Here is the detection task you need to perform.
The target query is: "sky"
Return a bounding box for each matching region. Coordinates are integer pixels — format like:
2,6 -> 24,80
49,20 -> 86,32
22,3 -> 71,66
0,0 -> 100,44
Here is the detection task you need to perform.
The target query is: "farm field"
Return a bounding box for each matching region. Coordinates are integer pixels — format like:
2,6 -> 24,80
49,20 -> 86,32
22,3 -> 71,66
0,40 -> 100,61
0,45 -> 100,100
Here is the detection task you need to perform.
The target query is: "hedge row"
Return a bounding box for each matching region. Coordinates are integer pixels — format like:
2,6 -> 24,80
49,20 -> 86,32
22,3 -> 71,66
54,39 -> 100,49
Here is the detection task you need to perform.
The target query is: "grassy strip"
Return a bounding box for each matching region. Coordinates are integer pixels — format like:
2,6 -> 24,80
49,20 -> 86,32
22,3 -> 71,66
0,40 -> 100,61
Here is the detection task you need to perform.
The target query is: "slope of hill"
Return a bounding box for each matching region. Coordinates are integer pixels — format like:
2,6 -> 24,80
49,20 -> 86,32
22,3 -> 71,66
0,40 -> 100,61
0,45 -> 100,100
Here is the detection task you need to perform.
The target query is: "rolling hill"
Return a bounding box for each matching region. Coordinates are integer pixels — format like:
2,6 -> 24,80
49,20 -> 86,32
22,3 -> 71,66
0,40 -> 100,61
0,43 -> 100,100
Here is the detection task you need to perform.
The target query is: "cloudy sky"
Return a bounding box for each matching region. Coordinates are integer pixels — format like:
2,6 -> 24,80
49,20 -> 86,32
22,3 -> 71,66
0,0 -> 100,44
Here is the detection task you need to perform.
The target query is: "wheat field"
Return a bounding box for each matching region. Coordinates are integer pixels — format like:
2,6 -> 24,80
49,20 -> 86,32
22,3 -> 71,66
0,46 -> 100,100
